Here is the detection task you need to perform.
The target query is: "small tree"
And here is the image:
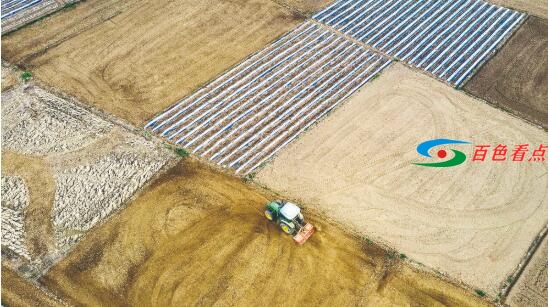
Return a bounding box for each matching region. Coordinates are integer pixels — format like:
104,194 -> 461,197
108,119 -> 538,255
21,71 -> 32,82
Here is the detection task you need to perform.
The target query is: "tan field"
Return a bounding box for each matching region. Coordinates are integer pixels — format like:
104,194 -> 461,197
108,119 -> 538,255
276,0 -> 335,15
256,63 -> 548,295
1,0 -> 302,126
507,236 -> 548,306
490,0 -> 548,19
38,158 -> 490,306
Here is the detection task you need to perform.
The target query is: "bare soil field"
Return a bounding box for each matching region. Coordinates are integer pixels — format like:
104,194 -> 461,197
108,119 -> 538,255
464,16 -> 548,129
36,158 -> 490,306
275,0 -> 335,15
507,236 -> 548,306
1,84 -> 171,275
256,63 -> 548,295
1,0 -> 302,126
490,0 -> 548,19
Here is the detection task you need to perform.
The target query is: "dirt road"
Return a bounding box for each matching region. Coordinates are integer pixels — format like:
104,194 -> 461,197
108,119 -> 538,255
464,16 -> 548,129
39,159 -> 489,306
1,0 -> 302,126
256,63 -> 548,294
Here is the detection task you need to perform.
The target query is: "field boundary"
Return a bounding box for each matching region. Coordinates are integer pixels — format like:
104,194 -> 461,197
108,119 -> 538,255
501,224 -> 548,302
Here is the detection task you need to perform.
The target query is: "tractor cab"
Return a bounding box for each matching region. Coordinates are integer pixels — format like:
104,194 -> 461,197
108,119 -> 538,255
264,200 -> 314,244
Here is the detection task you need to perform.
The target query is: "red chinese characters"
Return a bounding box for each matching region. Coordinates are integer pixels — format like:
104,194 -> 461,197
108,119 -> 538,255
528,145 -> 548,162
472,144 -> 546,162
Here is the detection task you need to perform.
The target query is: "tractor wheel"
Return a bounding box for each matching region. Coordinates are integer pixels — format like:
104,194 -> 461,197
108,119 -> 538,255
280,222 -> 295,235
264,210 -> 274,221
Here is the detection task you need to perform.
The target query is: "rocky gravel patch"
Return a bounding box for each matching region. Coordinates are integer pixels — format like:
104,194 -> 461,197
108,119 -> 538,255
1,176 -> 32,260
1,84 -> 172,274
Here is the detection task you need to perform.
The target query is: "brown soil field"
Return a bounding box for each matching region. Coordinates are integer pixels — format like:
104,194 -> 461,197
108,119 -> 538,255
38,159 -> 490,306
507,236 -> 548,306
256,63 -> 548,295
490,0 -> 548,19
464,16 -> 548,129
1,0 -> 302,126
1,265 -> 64,307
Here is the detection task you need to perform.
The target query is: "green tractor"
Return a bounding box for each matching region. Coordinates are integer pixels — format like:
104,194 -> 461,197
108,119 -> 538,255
264,200 -> 314,244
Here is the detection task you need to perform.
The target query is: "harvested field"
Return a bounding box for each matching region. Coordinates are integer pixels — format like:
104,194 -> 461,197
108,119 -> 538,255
491,0 -> 548,19
39,158 -> 490,306
314,0 -> 526,86
1,0 -> 302,126
147,21 -> 391,175
507,236 -> 548,306
1,84 -> 171,274
256,63 -> 548,294
464,16 -> 548,129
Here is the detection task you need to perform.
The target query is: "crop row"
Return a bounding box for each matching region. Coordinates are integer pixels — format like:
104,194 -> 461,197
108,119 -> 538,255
314,0 -> 525,87
146,22 -> 391,174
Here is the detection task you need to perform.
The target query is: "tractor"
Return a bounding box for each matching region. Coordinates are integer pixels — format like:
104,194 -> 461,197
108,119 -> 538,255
264,200 -> 314,244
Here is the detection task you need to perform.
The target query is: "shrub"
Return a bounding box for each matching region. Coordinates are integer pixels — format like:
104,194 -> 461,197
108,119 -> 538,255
21,71 -> 32,82
242,172 -> 256,183
175,148 -> 189,157
475,289 -> 486,297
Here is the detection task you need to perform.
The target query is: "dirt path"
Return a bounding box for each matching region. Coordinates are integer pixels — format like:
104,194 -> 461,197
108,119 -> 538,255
40,159 -> 490,306
2,151 -> 56,259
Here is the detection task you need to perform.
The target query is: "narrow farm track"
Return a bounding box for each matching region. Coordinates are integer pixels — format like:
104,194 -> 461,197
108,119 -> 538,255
147,21 -> 391,174
314,0 -> 526,86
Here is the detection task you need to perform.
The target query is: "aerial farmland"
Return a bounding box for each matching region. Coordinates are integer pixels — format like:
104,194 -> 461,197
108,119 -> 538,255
1,0 -> 547,306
